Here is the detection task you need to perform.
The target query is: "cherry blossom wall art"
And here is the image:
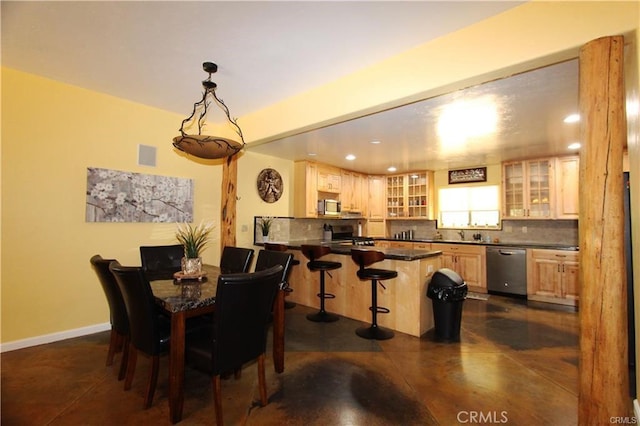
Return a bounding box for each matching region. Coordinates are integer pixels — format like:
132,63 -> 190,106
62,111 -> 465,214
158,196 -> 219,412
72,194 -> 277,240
86,167 -> 193,223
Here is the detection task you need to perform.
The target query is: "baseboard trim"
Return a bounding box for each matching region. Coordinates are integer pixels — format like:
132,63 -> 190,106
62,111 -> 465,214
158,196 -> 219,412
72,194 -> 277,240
0,323 -> 111,353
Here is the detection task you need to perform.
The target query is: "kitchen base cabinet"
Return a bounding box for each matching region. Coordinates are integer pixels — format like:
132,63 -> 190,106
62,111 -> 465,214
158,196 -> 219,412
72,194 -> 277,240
287,251 -> 442,337
430,243 -> 486,293
527,249 -> 579,307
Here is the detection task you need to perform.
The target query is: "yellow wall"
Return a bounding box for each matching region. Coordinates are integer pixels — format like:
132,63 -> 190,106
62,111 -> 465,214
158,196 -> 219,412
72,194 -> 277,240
2,1 -> 639,348
235,151 -> 293,249
0,69 -> 227,342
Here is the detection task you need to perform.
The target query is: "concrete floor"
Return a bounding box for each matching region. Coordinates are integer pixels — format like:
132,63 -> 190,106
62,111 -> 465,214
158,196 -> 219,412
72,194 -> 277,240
1,295 -> 579,425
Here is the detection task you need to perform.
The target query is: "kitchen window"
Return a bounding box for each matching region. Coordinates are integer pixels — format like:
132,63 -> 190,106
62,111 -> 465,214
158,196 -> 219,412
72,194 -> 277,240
438,185 -> 500,229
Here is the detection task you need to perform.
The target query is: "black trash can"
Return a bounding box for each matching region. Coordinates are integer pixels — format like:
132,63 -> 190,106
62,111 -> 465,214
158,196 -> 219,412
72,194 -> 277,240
427,268 -> 467,342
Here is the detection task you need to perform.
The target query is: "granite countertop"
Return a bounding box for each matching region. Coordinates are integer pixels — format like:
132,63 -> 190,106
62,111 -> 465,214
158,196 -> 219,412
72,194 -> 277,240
258,238 -> 578,254
257,239 -> 442,261
388,238 -> 579,251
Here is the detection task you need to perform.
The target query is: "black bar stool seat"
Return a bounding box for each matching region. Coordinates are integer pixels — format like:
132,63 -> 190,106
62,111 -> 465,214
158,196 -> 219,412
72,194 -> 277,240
301,245 -> 342,322
351,249 -> 397,340
264,243 -> 299,309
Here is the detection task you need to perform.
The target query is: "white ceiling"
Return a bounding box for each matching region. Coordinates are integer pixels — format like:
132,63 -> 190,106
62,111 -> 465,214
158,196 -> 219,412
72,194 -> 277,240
1,1 -> 582,175
250,59 -> 580,173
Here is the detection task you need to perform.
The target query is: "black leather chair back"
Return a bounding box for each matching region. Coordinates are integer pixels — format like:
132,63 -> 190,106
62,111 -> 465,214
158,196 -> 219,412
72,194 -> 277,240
139,244 -> 184,280
300,244 -> 331,262
109,261 -> 169,356
351,249 -> 386,271
254,250 -> 294,289
90,255 -> 129,335
212,265 -> 283,375
219,246 -> 254,274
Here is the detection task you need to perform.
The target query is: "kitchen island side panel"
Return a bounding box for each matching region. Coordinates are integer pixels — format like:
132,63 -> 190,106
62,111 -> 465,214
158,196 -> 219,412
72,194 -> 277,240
288,251 -> 441,337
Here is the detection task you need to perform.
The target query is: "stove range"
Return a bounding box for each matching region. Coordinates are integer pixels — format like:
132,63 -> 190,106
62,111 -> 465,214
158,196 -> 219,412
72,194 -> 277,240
331,231 -> 375,246
351,237 -> 375,246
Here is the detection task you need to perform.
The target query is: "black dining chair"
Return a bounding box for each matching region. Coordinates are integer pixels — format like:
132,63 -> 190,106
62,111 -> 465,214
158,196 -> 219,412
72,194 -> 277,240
264,242 -> 299,309
219,246 -> 254,274
185,265 -> 284,425
139,244 -> 184,280
89,254 -> 129,380
254,249 -> 294,287
108,261 -> 172,409
254,250 -> 294,374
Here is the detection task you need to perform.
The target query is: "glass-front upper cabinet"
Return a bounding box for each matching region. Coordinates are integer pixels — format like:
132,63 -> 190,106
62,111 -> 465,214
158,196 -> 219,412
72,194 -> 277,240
386,172 -> 432,219
502,159 -> 553,219
407,172 -> 429,218
386,175 -> 405,218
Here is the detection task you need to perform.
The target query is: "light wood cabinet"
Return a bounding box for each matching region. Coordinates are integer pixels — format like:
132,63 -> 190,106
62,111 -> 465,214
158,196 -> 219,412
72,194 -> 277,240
431,243 -> 486,292
527,249 -> 579,306
388,241 -> 413,249
294,161 -> 319,217
385,171 -> 432,219
367,220 -> 386,237
367,175 -> 386,220
317,165 -> 341,193
555,156 -> 579,219
413,242 -> 432,250
502,158 -> 554,219
340,170 -> 365,212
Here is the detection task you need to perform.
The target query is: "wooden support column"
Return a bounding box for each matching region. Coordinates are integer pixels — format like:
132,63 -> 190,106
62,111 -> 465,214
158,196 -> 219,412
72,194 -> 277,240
579,35 -> 630,421
220,154 -> 238,251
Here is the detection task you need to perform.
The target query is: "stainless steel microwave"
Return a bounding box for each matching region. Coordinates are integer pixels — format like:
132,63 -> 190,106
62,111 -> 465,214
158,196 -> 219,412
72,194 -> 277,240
318,199 -> 341,216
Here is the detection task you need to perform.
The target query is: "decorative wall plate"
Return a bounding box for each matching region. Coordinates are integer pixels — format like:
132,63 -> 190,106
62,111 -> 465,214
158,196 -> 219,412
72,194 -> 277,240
257,168 -> 283,203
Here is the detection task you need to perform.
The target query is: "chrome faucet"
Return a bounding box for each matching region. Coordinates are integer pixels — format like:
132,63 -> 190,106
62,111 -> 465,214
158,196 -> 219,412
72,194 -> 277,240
458,230 -> 465,240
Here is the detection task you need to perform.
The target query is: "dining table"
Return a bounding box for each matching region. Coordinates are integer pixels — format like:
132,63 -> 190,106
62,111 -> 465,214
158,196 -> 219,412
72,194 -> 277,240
151,264 -> 286,424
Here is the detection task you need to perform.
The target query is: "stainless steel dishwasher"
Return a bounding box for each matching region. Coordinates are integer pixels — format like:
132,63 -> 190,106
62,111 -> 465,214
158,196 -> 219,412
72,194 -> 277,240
486,246 -> 527,296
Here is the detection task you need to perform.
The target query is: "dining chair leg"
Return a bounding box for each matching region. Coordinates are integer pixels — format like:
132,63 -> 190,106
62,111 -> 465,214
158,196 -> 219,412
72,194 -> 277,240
144,355 -> 160,409
212,375 -> 223,426
106,328 -> 118,366
258,353 -> 267,406
124,345 -> 137,391
117,337 -> 129,381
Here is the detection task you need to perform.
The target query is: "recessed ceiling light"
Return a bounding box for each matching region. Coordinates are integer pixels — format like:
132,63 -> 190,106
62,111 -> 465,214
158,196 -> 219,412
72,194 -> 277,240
568,142 -> 581,150
307,152 -> 317,156
387,166 -> 397,172
345,154 -> 356,161
370,140 -> 381,144
564,113 -> 580,123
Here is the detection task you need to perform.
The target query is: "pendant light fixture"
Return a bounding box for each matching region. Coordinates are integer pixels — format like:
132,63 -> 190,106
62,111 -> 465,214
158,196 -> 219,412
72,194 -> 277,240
172,62 -> 245,159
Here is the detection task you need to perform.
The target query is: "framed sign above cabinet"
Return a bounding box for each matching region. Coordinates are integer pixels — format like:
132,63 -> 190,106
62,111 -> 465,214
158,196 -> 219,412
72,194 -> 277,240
448,167 -> 487,184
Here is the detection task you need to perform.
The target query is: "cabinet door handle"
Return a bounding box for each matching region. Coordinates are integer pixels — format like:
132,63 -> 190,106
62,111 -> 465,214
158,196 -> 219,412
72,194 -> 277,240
558,264 -> 560,273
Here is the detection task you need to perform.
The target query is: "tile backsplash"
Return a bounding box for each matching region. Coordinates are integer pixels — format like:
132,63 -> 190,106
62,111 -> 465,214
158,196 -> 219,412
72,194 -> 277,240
386,219 -> 578,246
255,217 -> 579,247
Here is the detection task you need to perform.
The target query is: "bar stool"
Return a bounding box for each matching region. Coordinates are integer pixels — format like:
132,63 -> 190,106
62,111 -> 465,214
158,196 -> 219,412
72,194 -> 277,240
264,242 -> 298,309
300,245 -> 341,322
351,248 -> 397,340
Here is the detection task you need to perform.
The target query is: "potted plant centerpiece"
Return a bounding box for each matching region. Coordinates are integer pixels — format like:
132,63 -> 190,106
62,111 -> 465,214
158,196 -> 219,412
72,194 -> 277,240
259,217 -> 274,242
175,221 -> 214,275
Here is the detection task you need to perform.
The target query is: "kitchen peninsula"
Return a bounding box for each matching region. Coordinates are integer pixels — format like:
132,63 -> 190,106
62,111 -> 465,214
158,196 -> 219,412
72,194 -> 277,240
272,240 -> 442,337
